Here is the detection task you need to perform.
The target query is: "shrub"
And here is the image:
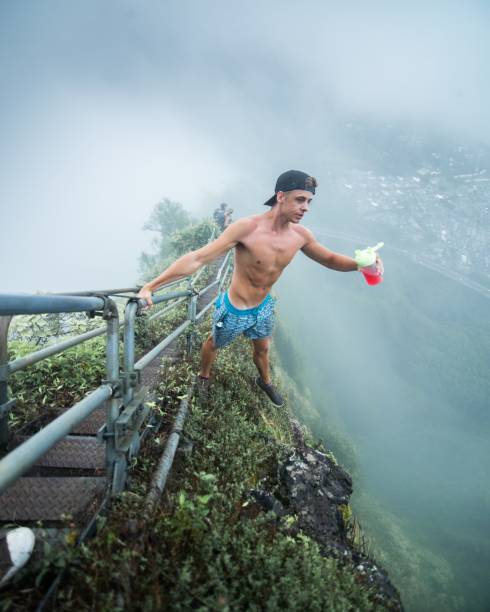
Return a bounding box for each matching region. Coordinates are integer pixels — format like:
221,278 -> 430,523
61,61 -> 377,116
7,337 -> 106,429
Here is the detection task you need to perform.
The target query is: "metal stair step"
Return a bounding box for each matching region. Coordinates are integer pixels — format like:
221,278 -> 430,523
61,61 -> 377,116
69,407 -> 106,434
0,477 -> 106,521
14,436 -> 105,470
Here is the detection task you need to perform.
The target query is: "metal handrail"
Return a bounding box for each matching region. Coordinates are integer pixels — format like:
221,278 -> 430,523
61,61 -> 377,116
1,226 -> 218,378
54,278 -> 190,298
54,287 -> 142,297
145,381 -> 195,513
8,326 -> 107,375
0,294 -> 106,316
0,224 -> 230,497
144,257 -> 233,506
2,291 -> 192,377
0,385 -> 113,494
134,320 -> 192,371
147,296 -> 187,322
195,297 -> 218,322
0,294 -> 121,494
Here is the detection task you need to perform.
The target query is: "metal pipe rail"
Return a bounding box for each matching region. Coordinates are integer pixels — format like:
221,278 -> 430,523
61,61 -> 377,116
217,249 -> 233,279
146,266 -> 212,323
8,326 -> 107,375
0,226 -> 230,498
190,265 -> 207,288
134,320 -> 191,371
197,250 -> 233,297
1,227 -> 218,378
54,287 -> 143,297
0,384 -> 112,494
0,293 -> 121,494
0,294 -> 106,316
195,297 -> 217,322
142,255 -> 232,507
3,289 -> 192,378
147,296 -> 187,322
145,382 -> 195,513
55,277 -> 190,297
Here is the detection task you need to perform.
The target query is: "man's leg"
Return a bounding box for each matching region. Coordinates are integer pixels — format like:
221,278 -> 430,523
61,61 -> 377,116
199,334 -> 219,378
252,337 -> 271,384
196,335 -> 219,403
252,337 -> 284,407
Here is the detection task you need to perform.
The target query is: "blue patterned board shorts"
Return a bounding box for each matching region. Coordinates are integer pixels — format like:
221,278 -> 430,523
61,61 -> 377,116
212,291 -> 276,348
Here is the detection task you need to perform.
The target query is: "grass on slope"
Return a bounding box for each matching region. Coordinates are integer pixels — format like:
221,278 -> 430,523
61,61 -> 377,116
2,325 -> 389,611
51,331 -> 387,611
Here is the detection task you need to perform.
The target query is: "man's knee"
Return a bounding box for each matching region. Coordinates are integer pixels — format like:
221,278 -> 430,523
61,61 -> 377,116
253,340 -> 270,357
203,335 -> 218,351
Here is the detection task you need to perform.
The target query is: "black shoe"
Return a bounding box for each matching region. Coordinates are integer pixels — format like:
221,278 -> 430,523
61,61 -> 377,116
255,376 -> 285,407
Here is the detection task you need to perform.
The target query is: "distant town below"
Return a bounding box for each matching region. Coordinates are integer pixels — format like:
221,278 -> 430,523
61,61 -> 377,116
328,123 -> 490,287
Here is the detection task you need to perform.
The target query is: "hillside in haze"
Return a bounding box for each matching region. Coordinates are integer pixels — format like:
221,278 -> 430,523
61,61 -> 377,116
276,123 -> 490,611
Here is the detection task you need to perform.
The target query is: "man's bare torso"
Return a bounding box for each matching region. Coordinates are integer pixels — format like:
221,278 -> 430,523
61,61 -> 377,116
228,214 -> 308,308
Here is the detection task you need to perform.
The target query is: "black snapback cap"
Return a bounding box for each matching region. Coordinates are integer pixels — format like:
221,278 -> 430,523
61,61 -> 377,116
264,169 -> 317,206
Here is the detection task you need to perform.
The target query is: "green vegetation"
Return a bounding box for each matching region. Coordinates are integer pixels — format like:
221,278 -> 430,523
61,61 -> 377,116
139,198 -> 195,279
49,335 -> 388,611
2,316 -> 396,610
138,197 -> 217,282
7,337 -> 107,431
170,218 -> 216,257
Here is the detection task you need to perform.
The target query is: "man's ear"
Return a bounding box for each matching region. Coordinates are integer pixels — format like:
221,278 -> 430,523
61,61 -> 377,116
276,191 -> 285,204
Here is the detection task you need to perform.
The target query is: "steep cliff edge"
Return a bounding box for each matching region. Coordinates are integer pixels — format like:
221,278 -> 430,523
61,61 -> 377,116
250,418 -> 402,609
48,324 -> 402,610
4,321 -> 403,610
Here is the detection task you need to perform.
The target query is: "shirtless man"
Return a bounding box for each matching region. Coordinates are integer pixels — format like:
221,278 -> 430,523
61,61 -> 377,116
138,170 -> 383,406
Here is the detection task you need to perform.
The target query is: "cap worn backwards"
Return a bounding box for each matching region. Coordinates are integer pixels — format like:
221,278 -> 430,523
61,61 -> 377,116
264,169 -> 318,206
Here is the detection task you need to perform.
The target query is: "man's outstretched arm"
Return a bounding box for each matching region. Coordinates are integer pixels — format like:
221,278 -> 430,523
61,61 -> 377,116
300,228 -> 359,271
138,218 -> 254,306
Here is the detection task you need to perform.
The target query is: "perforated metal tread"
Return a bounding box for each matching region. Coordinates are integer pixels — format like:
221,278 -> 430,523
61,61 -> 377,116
69,407 -> 106,434
14,435 -> 105,470
0,477 -> 106,521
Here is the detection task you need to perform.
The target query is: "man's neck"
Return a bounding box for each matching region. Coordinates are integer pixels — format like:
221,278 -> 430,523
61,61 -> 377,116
264,206 -> 290,232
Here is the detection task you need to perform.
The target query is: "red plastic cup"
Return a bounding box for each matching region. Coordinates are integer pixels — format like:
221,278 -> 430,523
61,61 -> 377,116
360,263 -> 383,285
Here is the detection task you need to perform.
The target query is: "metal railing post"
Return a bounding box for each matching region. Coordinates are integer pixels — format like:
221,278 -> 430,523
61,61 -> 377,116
0,316 -> 13,450
123,300 -> 142,460
186,279 -> 197,355
123,301 -> 139,406
99,299 -> 125,494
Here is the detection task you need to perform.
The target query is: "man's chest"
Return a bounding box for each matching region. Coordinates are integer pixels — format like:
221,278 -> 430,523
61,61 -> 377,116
238,231 -> 303,271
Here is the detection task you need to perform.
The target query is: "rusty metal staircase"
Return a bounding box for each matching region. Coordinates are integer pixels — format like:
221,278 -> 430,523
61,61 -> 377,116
1,429 -> 106,523
0,250 -> 230,592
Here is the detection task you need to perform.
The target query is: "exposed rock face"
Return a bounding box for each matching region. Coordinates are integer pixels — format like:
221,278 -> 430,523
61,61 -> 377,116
252,419 -> 404,611
278,445 -> 352,547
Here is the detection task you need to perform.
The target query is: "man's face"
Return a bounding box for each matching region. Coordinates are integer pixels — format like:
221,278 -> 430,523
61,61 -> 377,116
277,189 -> 313,223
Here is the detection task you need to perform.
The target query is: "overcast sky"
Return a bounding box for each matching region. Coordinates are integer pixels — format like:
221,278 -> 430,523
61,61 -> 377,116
1,0 -> 489,291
